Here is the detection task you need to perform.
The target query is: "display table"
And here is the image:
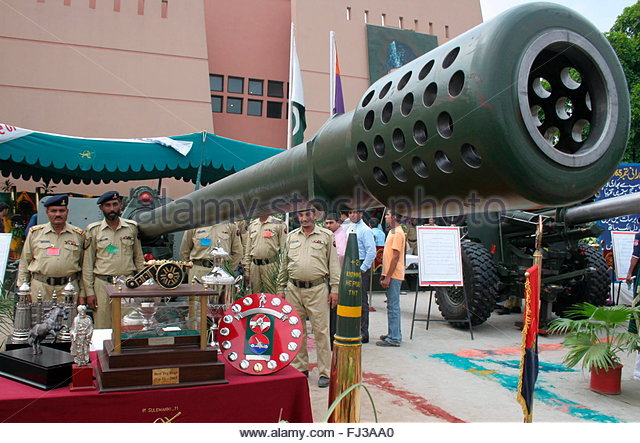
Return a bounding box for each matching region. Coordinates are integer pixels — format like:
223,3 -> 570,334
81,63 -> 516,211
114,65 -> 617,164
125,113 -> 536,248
0,352 -> 313,423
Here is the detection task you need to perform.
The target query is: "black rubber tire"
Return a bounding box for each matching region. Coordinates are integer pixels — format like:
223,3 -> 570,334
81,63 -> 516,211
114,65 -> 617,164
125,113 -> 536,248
435,241 -> 499,328
552,244 -> 609,316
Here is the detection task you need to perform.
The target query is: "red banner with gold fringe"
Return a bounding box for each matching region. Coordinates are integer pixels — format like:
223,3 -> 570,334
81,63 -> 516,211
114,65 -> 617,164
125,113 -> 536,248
516,264 -> 540,422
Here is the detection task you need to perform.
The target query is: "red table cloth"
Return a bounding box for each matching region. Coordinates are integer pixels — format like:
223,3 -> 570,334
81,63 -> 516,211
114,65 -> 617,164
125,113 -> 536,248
0,353 -> 313,423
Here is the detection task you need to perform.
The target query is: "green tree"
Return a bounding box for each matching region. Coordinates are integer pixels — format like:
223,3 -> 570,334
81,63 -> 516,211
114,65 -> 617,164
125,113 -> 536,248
606,2 -> 640,162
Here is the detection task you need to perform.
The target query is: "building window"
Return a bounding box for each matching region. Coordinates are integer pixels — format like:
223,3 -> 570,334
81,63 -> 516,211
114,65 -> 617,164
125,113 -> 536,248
211,95 -> 222,113
248,79 -> 264,96
414,19 -> 419,31
228,76 -> 244,94
267,101 -> 282,119
346,7 -> 351,21
227,97 -> 243,114
161,0 -> 168,18
399,17 -> 403,29
210,74 -> 223,92
445,25 -> 450,38
381,13 -> 386,26
429,22 -> 434,34
267,80 -> 284,98
248,99 -> 263,116
364,10 -> 368,23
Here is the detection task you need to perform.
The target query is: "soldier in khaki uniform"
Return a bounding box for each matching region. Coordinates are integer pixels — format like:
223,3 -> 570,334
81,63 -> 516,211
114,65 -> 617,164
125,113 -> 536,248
179,222 -> 243,281
82,191 -> 144,329
17,194 -> 85,300
243,215 -> 286,293
236,220 -> 249,250
277,208 -> 339,388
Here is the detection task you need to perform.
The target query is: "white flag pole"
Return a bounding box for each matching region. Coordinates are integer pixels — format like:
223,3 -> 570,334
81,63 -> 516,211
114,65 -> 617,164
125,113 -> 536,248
285,22 -> 295,229
287,22 -> 295,152
329,30 -> 335,116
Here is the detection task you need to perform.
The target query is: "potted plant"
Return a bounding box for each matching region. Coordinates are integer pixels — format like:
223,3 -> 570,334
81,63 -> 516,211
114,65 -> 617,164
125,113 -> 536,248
548,302 -> 640,394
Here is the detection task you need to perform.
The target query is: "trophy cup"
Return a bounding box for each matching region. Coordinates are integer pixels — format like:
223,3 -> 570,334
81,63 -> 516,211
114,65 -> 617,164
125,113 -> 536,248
201,246 -> 236,351
11,283 -> 32,343
140,299 -> 158,331
58,279 -> 78,343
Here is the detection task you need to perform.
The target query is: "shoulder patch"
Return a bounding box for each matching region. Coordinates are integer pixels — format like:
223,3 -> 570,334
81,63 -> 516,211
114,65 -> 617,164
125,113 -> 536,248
72,226 -> 85,235
29,225 -> 44,232
123,218 -> 138,227
86,221 -> 101,231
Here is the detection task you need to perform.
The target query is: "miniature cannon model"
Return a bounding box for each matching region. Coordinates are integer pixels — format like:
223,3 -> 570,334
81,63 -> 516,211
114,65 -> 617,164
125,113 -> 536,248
125,260 -> 193,290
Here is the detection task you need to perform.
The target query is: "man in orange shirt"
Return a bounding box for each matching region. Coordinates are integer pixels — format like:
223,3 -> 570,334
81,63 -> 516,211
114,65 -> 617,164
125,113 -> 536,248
377,209 -> 405,347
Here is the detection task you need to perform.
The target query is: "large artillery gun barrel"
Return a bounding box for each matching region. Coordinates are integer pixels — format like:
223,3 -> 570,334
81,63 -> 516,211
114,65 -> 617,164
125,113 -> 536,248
559,192 -> 640,225
137,3 -> 630,238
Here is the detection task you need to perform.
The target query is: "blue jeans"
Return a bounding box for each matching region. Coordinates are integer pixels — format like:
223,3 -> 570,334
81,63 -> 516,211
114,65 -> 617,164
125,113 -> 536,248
385,278 -> 402,344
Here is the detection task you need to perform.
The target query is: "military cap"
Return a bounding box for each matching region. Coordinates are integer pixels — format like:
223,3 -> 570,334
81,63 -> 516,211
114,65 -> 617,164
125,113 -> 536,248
97,191 -> 121,205
43,194 -> 69,208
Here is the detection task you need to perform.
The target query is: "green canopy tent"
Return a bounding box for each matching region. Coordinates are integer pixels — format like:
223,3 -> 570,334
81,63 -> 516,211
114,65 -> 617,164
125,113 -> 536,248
0,124 -> 283,186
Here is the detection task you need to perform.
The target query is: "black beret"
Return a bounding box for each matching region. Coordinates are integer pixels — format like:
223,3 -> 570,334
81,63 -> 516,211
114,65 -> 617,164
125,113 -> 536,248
97,191 -> 120,205
43,194 -> 69,208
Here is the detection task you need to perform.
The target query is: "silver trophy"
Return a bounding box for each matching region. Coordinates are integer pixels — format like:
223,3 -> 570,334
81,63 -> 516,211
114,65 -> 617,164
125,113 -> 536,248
58,280 -> 78,342
140,299 -> 158,331
11,283 -> 32,343
201,246 -> 236,351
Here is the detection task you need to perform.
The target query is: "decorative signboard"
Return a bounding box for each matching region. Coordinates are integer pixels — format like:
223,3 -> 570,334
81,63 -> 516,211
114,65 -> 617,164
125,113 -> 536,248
596,163 -> 640,253
416,226 -> 463,287
219,293 -> 303,376
611,231 -> 637,281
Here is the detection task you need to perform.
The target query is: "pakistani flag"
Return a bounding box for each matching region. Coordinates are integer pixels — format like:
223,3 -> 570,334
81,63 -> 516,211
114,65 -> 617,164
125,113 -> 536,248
290,32 -> 306,146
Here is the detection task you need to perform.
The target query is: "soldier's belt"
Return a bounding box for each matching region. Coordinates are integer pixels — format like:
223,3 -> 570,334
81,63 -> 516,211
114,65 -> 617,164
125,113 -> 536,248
289,277 -> 327,289
252,257 -> 275,266
193,259 -> 215,267
32,273 -> 78,286
94,274 -> 123,284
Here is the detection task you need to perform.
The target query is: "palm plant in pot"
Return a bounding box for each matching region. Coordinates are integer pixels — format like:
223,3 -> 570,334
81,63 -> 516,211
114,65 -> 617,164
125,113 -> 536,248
548,302 -> 640,394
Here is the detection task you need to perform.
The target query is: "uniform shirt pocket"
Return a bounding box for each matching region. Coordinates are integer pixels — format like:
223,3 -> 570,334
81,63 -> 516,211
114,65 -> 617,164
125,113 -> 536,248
287,241 -> 302,259
310,240 -> 325,258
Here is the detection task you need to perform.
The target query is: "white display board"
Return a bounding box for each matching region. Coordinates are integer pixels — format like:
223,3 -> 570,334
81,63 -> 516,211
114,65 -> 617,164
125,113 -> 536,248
0,233 -> 12,285
416,226 -> 463,287
611,231 -> 637,281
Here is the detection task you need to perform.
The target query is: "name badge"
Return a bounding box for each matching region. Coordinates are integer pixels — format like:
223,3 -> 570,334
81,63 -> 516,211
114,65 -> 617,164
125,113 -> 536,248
106,245 -> 118,254
46,247 -> 60,256
200,238 -> 212,246
262,231 -> 272,238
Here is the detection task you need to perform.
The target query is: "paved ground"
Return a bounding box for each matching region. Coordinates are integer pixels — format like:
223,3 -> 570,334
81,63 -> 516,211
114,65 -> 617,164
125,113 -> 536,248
303,290 -> 640,423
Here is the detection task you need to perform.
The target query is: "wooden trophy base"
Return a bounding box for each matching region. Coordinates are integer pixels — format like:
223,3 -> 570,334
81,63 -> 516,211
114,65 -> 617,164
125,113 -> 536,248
0,347 -> 74,390
70,364 -> 96,391
95,339 -> 226,393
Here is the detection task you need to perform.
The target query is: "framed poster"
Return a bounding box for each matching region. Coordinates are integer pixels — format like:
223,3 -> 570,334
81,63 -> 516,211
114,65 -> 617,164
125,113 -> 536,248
611,231 -> 637,281
416,226 -> 463,287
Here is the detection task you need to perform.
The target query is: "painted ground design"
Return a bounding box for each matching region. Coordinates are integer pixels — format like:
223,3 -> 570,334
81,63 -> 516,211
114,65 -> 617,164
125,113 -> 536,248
430,344 -> 624,423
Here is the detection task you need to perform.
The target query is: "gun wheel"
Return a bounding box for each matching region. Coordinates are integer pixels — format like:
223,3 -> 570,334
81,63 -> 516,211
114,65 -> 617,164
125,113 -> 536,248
435,241 -> 498,328
155,263 -> 183,290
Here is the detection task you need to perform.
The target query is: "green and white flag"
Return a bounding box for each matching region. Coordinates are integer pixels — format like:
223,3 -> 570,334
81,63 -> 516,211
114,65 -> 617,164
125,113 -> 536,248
290,30 -> 306,146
